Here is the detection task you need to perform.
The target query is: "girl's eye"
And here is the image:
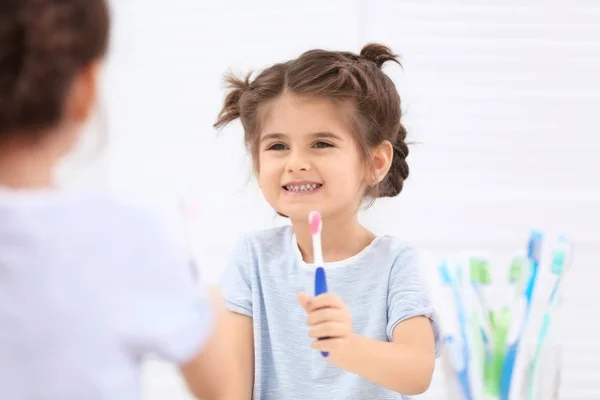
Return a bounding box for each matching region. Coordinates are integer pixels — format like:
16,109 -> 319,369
313,141 -> 333,149
267,143 -> 288,151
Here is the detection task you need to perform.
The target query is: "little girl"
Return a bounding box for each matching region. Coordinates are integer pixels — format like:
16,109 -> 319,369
214,43 -> 443,399
0,1 -> 232,399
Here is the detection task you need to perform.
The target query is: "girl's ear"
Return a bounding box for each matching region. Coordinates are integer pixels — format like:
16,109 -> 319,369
64,60 -> 102,125
369,140 -> 394,185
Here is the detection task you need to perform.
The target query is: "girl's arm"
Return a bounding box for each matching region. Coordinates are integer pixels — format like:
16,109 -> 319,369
333,316 -> 436,395
221,310 -> 255,399
178,288 -> 231,399
203,234 -> 255,398
180,290 -> 254,400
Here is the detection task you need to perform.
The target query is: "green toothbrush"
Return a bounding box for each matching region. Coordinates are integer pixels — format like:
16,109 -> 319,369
487,254 -> 529,397
469,255 -> 495,398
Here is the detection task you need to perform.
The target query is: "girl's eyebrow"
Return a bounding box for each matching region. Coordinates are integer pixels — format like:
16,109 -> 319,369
260,132 -> 287,143
309,131 -> 343,141
260,131 -> 342,143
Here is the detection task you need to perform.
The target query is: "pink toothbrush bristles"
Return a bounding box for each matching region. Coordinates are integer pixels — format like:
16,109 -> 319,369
308,210 -> 322,235
179,197 -> 199,218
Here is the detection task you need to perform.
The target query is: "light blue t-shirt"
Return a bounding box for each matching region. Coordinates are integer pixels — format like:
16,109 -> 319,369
0,188 -> 213,400
221,225 -> 442,400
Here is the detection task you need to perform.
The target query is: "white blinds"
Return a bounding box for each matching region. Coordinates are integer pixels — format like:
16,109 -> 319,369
359,1 -> 600,398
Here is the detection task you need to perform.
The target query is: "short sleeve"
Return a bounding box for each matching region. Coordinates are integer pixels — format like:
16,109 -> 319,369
387,246 -> 443,358
121,218 -> 215,365
219,235 -> 253,317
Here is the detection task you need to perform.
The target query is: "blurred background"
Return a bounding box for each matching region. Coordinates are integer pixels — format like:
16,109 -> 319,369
58,0 -> 600,398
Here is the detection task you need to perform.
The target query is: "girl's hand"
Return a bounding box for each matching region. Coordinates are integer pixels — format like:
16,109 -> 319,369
297,292 -> 356,358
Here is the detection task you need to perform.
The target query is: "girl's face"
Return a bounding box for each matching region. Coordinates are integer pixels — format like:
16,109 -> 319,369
257,93 -> 367,222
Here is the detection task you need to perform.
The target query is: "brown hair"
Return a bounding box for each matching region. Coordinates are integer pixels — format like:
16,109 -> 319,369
214,43 -> 410,199
0,0 -> 110,142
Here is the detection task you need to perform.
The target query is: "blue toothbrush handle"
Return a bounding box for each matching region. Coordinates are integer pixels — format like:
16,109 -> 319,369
500,343 -> 518,400
457,370 -> 473,400
314,267 -> 329,357
446,335 -> 473,400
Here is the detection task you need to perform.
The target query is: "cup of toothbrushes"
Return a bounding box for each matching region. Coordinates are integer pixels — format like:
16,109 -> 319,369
440,340 -> 562,400
515,341 -> 562,400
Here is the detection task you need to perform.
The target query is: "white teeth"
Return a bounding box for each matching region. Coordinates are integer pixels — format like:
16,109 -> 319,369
286,183 -> 320,192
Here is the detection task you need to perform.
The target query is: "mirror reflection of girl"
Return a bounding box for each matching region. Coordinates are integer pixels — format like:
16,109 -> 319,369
215,43 -> 442,399
0,2 -> 233,399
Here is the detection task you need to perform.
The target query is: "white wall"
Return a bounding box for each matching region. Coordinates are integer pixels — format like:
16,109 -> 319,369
60,0 -> 600,398
358,2 -> 600,399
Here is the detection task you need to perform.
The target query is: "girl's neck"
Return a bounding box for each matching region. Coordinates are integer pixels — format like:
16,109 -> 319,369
292,211 -> 375,264
0,143 -> 56,189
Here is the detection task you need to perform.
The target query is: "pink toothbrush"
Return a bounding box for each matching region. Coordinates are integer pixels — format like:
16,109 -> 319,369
309,210 -> 329,357
178,196 -> 199,280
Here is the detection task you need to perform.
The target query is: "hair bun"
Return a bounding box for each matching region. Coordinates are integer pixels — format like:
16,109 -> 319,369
213,71 -> 252,129
359,43 -> 400,69
0,0 -> 109,139
378,124 -> 410,198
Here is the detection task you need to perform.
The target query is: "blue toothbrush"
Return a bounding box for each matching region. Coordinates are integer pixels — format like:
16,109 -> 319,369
439,261 -> 473,400
309,210 -> 329,358
500,230 -> 543,400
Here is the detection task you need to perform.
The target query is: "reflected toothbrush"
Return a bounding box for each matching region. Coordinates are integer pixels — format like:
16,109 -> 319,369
309,210 -> 329,358
178,196 -> 199,281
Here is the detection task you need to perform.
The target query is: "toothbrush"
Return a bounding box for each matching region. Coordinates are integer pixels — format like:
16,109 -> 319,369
178,196 -> 199,281
432,261 -> 464,397
499,230 -> 543,400
469,255 -> 494,349
486,254 -> 529,397
308,210 -> 329,358
468,255 -> 494,397
439,260 -> 473,400
488,307 -> 510,398
527,236 -> 572,400
440,338 -> 465,399
454,257 -> 481,400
